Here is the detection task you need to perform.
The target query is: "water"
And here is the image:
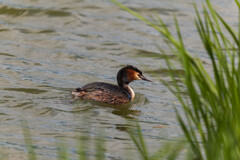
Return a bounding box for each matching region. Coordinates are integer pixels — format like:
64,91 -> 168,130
0,0 -> 237,159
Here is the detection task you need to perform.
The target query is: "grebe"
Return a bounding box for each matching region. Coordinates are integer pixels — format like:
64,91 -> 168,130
71,65 -> 152,104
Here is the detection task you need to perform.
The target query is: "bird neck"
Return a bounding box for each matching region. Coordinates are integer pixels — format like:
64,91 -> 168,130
121,84 -> 135,100
117,71 -> 134,100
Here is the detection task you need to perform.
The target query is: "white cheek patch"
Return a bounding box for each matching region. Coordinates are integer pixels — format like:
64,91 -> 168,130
135,73 -> 141,80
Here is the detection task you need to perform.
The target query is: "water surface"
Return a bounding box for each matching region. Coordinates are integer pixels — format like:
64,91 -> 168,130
0,0 -> 238,159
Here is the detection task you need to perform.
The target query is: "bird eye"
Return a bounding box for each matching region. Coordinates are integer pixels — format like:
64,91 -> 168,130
138,74 -> 142,79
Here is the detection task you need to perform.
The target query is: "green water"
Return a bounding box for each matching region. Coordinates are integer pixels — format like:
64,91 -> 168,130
0,0 -> 237,159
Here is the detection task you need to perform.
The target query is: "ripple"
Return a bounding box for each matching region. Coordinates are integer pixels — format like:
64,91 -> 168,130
4,88 -> 47,94
146,68 -> 184,77
0,5 -> 71,17
38,107 -> 58,116
131,49 -> 177,60
0,52 -> 15,57
18,29 -> 55,34
0,29 -> 9,32
9,102 -> 33,108
129,7 -> 179,16
101,42 -> 119,46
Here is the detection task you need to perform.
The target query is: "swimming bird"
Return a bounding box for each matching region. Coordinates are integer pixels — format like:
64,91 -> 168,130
71,65 -> 152,104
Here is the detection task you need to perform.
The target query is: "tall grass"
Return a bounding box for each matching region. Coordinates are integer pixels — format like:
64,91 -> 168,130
111,0 -> 240,159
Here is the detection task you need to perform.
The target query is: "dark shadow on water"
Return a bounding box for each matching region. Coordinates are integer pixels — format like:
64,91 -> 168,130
0,52 -> 16,57
115,123 -> 134,132
111,109 -> 141,119
3,88 -> 47,94
0,5 -> 71,17
129,7 -> 179,16
131,49 -> 177,60
71,99 -> 136,116
145,68 -> 185,77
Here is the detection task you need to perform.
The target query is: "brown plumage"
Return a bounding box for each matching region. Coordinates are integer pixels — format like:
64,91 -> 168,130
71,65 -> 152,104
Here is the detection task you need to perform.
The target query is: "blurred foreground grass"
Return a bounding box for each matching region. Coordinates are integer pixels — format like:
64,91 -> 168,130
18,121 -> 186,160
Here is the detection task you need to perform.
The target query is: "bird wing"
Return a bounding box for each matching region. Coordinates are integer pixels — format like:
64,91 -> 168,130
80,82 -> 131,104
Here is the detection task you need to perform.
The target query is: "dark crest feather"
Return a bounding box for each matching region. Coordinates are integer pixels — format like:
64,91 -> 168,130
125,65 -> 142,75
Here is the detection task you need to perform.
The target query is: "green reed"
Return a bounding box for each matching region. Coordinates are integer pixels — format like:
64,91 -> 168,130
111,0 -> 240,159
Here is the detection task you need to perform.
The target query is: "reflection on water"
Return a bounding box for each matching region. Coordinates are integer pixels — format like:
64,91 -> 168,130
4,88 -> 48,94
0,0 -> 237,159
71,93 -> 146,119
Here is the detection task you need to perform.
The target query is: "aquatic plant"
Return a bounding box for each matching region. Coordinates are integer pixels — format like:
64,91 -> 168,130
111,0 -> 240,159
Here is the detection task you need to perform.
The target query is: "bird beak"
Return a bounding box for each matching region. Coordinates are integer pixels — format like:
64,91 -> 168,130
140,75 -> 153,82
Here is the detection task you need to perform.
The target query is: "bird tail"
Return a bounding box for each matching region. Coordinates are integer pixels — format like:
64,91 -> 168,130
71,88 -> 84,97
